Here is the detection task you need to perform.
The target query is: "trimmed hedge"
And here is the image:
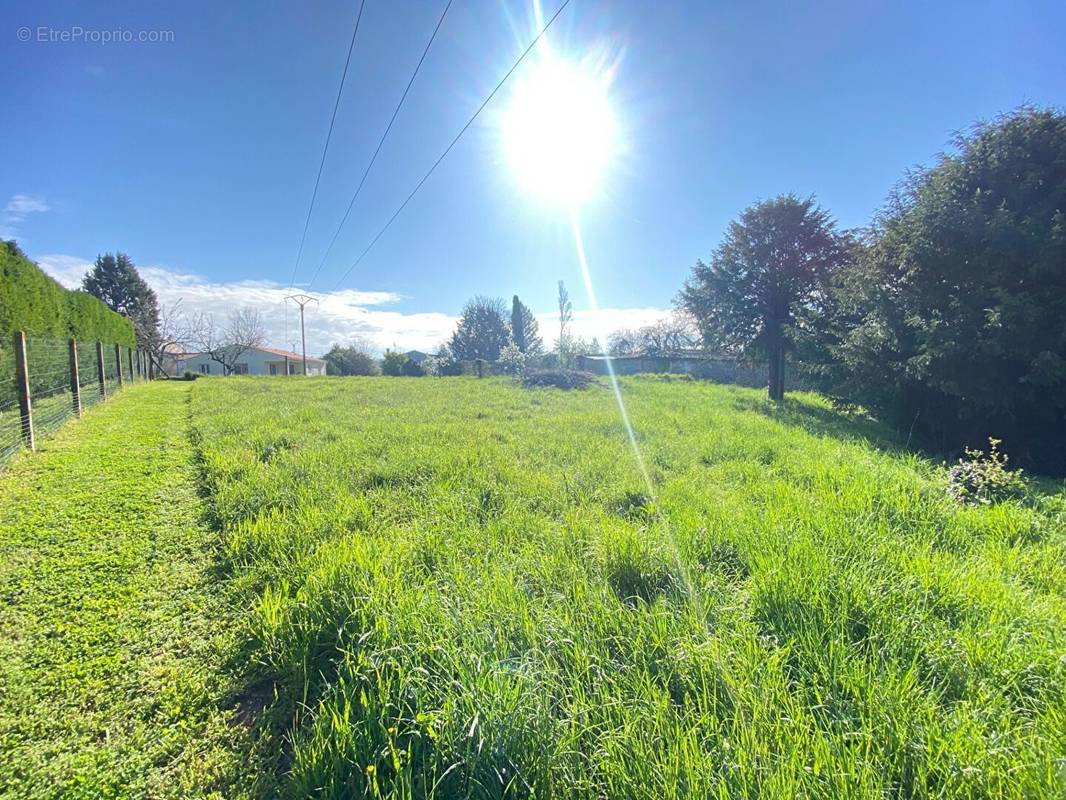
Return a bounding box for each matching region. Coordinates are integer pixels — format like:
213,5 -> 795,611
0,241 -> 135,346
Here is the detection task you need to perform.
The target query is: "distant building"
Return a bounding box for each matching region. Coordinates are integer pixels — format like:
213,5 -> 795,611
165,345 -> 326,376
405,350 -> 429,364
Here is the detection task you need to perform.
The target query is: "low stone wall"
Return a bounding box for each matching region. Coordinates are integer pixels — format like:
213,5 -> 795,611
577,355 -> 772,389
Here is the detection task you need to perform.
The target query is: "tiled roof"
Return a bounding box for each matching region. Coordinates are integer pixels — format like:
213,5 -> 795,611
166,346 -> 325,364
254,345 -> 326,363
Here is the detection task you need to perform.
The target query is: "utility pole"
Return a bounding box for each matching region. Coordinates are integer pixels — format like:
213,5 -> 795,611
285,294 -> 318,376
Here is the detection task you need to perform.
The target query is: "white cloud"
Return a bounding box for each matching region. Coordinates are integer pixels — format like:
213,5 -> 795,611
1,194 -> 50,238
35,254 -> 672,357
36,254 -> 455,354
35,254 -> 89,289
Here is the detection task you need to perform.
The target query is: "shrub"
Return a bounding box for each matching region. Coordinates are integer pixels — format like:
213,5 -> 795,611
380,350 -> 410,376
947,438 -> 1027,505
323,343 -> 380,376
521,369 -> 598,390
498,343 -> 527,375
400,358 -> 425,377
181,370 -> 200,381
423,349 -> 462,377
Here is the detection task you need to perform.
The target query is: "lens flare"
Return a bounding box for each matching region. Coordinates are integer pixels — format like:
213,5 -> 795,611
500,53 -> 618,206
501,6 -> 695,598
569,207 -> 695,599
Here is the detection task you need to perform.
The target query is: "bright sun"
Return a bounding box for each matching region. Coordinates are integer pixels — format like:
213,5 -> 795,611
500,52 -> 619,207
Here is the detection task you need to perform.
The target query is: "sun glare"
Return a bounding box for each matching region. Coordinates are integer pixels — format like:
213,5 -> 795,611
500,52 -> 619,206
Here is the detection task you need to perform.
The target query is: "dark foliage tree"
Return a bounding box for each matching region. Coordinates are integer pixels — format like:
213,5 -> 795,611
449,296 -> 511,361
323,341 -> 379,376
510,295 -> 544,356
813,108 -> 1066,470
82,252 -> 160,349
679,195 -> 847,400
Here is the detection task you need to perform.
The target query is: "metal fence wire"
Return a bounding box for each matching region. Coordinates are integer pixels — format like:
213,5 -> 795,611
0,333 -> 150,468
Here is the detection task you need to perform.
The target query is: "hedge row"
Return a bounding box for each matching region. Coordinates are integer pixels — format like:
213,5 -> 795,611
0,241 -> 135,346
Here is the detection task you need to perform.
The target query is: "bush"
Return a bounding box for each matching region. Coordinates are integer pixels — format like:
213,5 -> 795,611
400,358 -> 425,377
947,438 -> 1027,505
498,343 -> 527,375
180,370 -> 200,381
323,343 -> 380,376
521,369 -> 598,390
381,350 -> 412,377
422,349 -> 462,377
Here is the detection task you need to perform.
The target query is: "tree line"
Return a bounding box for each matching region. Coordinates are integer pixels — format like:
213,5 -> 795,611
678,107 -> 1066,471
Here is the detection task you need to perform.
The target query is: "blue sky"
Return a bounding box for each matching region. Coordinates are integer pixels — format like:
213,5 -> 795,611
3,0 -> 1065,353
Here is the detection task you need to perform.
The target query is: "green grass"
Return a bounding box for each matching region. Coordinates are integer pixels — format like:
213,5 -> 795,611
0,381 -> 266,799
186,376 -> 1065,798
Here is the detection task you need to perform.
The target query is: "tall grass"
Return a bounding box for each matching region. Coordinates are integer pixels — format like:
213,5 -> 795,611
190,376 -> 1066,798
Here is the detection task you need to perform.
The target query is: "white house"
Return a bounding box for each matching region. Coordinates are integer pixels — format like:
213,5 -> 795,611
166,345 -> 326,376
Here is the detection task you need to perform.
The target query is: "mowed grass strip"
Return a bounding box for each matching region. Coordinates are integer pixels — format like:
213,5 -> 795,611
0,381 -> 265,799
191,376 -> 1066,799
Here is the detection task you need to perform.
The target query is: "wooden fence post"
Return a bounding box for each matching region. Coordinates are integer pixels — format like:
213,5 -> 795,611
127,347 -> 134,383
114,343 -> 123,388
69,338 -> 82,418
13,331 -> 34,451
96,341 -> 107,398
148,352 -> 155,380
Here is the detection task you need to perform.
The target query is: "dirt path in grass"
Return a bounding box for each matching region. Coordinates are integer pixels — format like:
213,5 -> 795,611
0,382 -> 263,799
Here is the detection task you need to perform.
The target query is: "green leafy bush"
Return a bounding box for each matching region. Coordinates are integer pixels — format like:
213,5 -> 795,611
381,350 -> 425,376
400,358 -> 425,377
323,343 -> 380,376
380,350 -> 409,376
947,438 -> 1027,505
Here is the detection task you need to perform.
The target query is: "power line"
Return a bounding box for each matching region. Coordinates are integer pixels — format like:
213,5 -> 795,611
328,0 -> 572,292
306,0 -> 455,292
287,0 -> 367,290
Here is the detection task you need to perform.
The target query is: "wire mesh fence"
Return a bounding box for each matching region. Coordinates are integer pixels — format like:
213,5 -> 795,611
0,332 -> 152,469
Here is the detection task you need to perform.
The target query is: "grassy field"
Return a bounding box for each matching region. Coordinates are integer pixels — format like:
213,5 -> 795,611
0,382 -> 268,799
187,376 -> 1064,798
